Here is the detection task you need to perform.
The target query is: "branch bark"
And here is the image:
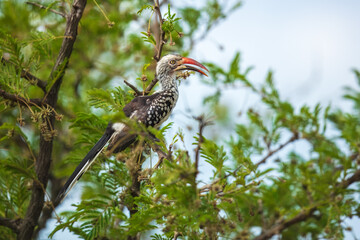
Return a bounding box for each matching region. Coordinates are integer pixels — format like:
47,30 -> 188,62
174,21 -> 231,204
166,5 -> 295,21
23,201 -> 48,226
139,0 -> 166,95
0,217 -> 21,234
124,80 -> 141,96
0,88 -> 43,107
153,0 -> 165,62
16,1 -> 87,239
253,207 -> 317,240
1,57 -> 47,92
256,133 -> 299,167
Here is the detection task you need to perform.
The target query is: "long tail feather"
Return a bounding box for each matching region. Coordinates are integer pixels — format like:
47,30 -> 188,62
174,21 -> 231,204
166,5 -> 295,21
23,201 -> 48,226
56,123 -> 115,204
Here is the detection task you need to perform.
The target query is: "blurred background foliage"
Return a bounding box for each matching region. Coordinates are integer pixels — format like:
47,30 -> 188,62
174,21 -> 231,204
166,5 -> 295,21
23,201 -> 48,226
0,0 -> 359,239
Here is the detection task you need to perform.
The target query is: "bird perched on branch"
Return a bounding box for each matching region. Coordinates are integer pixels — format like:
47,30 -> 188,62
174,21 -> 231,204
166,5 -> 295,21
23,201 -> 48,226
56,54 -> 209,203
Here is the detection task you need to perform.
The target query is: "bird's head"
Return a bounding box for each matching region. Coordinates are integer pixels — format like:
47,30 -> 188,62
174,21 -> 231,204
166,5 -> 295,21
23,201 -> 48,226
156,54 -> 209,79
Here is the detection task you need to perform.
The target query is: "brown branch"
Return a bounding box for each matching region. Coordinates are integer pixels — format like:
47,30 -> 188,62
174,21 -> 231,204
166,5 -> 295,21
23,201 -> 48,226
253,207 -> 317,240
336,168 -> 360,190
0,217 -> 21,234
140,0 -> 166,95
0,88 -> 43,106
153,0 -> 165,62
26,1 -> 66,18
256,133 -> 299,166
1,57 -> 47,92
17,0 -> 87,239
20,69 -> 47,92
124,80 -> 141,96
254,168 -> 360,240
199,166 -> 241,193
144,76 -> 159,95
152,143 -> 172,169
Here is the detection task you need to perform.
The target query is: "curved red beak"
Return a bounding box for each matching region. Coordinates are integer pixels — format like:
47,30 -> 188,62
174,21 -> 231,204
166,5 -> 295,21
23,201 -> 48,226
175,57 -> 209,77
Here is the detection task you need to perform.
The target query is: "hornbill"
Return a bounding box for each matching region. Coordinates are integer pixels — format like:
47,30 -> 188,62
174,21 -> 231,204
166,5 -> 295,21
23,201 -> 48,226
56,54 -> 209,203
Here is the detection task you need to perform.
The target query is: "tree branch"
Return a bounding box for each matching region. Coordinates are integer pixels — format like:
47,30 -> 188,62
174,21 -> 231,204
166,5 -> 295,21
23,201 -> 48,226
1,57 -> 47,92
140,0 -> 166,95
152,143 -> 172,169
0,217 -> 21,234
193,115 -> 213,178
336,168 -> 360,189
144,76 -> 159,95
153,0 -> 165,62
256,132 -> 299,166
26,1 -> 66,18
17,1 -> 87,239
253,168 -> 360,240
253,207 -> 317,240
124,80 -> 141,96
0,88 -> 43,107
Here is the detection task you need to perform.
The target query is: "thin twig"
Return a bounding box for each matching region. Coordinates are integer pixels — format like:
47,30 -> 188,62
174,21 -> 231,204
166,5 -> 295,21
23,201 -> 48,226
255,133 -> 299,166
193,115 -> 213,180
124,80 -> 141,96
26,1 -> 66,18
152,143 -> 172,169
199,166 -> 241,193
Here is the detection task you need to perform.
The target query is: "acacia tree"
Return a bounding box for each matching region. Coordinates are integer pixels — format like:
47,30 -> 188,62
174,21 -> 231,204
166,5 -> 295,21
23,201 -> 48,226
0,0 -> 359,240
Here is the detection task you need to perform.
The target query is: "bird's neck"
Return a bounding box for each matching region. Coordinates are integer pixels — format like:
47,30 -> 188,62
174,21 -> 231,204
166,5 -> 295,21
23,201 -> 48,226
159,74 -> 178,92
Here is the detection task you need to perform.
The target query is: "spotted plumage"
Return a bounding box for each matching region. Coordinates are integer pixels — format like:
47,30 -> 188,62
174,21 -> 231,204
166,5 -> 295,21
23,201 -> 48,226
56,54 -> 208,203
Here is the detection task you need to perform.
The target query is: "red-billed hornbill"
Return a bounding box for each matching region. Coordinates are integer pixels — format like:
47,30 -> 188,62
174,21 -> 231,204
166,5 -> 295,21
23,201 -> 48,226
56,54 -> 208,203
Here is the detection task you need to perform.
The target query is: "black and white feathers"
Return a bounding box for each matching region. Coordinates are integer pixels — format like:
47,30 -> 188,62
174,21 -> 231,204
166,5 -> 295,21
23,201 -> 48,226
56,54 -> 208,203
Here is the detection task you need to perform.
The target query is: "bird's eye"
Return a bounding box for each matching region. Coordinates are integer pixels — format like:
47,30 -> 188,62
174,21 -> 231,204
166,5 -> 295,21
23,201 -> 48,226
169,60 -> 176,65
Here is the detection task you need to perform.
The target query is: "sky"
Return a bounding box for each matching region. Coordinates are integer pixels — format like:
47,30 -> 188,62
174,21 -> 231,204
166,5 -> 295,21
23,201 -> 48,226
41,1 -> 360,239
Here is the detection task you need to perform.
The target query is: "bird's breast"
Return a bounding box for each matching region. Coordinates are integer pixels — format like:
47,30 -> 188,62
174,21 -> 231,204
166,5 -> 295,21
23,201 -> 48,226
144,91 -> 178,127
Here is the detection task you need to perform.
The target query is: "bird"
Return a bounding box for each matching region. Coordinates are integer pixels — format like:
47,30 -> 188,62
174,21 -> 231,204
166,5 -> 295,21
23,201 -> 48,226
56,54 -> 209,203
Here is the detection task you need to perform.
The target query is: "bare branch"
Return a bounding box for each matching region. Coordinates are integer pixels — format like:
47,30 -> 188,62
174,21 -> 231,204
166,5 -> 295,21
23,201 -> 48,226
1,57 -> 47,92
256,133 -> 299,166
0,217 -> 21,234
153,0 -> 165,62
254,207 -> 317,240
0,88 -> 43,107
336,168 -> 360,190
152,143 -> 172,169
144,76 -> 159,95
26,1 -> 66,18
124,80 -> 141,96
